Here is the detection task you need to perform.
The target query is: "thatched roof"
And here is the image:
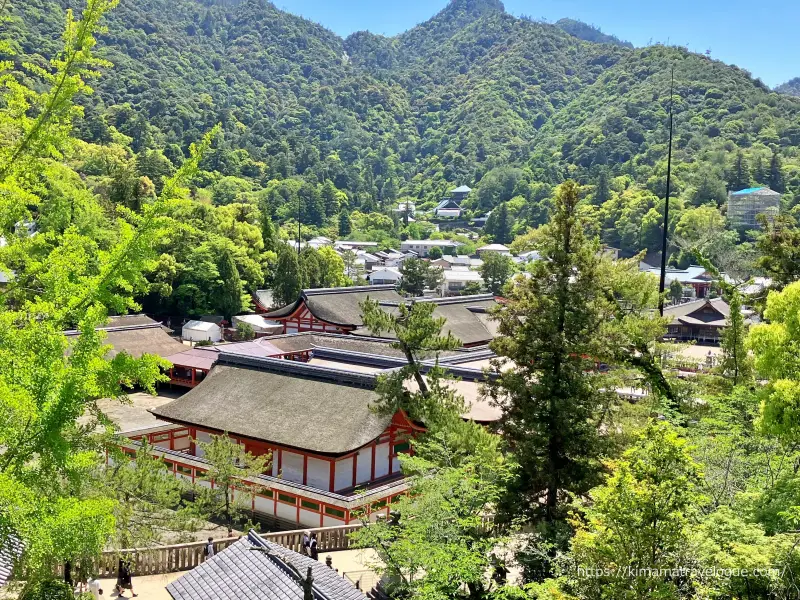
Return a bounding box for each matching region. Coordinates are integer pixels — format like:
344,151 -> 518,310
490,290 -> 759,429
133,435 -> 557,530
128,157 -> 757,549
66,316 -> 185,359
263,285 -> 403,327
102,325 -> 186,359
151,357 -> 390,455
351,295 -> 498,347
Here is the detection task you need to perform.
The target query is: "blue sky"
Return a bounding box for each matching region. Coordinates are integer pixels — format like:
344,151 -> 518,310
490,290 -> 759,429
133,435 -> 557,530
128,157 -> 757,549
276,0 -> 798,87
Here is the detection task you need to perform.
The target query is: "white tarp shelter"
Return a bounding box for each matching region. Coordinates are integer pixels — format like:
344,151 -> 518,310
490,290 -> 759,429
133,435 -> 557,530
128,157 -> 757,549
182,320 -> 222,343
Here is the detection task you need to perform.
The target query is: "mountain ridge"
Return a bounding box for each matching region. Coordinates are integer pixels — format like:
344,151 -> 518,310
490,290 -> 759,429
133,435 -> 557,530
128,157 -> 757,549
1,0 -> 798,222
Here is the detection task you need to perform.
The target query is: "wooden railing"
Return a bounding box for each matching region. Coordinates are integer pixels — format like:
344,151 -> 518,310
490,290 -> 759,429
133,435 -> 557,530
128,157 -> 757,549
92,524 -> 363,577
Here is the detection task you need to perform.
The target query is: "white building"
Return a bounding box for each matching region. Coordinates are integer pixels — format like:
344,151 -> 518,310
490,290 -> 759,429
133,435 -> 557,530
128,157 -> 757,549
393,201 -> 416,216
232,314 -> 283,337
431,255 -> 483,270
333,240 -> 380,251
400,239 -> 460,257
369,267 -> 402,286
440,268 -> 484,297
182,320 -> 222,343
477,243 -> 511,256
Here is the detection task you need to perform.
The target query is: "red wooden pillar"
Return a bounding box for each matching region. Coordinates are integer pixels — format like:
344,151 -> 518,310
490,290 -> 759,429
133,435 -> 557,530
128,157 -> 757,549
191,368 -> 196,387
388,427 -> 395,474
329,460 -> 335,492
352,452 -> 358,487
302,454 -> 308,485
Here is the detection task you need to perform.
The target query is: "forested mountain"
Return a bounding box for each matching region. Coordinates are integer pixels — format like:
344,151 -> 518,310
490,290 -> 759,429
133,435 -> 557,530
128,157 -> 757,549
2,0 -> 800,263
777,77 -> 800,97
554,18 -> 633,48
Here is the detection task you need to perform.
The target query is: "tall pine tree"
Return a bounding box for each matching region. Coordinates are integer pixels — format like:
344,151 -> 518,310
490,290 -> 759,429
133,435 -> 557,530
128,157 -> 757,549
273,247 -> 303,306
338,209 -> 353,237
260,212 -> 276,253
216,249 -> 243,322
593,167 -> 610,205
769,150 -> 785,193
728,150 -> 751,192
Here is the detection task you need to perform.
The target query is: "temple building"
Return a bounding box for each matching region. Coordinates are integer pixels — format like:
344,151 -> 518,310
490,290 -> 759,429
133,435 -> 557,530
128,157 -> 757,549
120,337 -> 500,529
65,314 -> 185,359
663,298 -> 753,344
261,285 -> 403,334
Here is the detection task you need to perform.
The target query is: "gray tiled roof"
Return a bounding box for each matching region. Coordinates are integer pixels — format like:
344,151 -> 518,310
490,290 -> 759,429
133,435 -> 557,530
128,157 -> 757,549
167,531 -> 364,600
0,536 -> 23,587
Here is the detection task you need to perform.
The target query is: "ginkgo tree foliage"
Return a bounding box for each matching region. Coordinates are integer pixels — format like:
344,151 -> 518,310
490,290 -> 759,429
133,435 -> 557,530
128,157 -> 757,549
0,0 -> 217,589
749,281 -> 800,443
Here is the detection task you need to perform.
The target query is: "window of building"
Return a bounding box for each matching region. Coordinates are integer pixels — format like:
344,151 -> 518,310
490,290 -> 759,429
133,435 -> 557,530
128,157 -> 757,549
393,442 -> 410,454
301,499 -> 320,511
325,506 -> 346,519
278,493 -> 296,505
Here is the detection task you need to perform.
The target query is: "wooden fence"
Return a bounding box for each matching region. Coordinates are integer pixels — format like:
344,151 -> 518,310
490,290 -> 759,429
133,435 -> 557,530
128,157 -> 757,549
92,523 -> 363,578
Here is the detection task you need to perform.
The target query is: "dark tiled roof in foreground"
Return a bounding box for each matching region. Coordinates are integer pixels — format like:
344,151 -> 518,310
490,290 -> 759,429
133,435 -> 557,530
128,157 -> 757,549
263,285 -> 403,327
151,357 -> 390,455
167,530 -> 364,600
0,536 -> 23,587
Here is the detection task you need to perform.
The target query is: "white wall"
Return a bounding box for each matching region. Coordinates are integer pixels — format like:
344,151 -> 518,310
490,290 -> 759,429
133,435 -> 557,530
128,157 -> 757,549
194,431 -> 212,457
276,501 -> 297,522
253,494 -> 274,515
299,509 -> 321,528
182,325 -> 221,343
281,451 -> 304,484
356,448 -> 372,485
374,442 -> 390,479
323,515 -> 344,527
306,457 -> 330,490
334,457 -> 354,491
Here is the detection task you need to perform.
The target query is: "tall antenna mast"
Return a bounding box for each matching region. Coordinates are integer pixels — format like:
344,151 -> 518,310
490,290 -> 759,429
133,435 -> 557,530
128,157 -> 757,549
658,65 -> 675,316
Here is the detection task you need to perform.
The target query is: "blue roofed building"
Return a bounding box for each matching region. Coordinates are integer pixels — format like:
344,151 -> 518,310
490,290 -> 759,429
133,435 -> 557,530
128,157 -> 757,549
727,187 -> 780,229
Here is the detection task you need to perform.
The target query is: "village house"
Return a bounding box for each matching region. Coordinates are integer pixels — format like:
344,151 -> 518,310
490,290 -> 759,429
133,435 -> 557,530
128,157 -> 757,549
476,243 -> 511,256
333,240 -> 379,252
440,267 -> 484,297
431,255 -> 483,270
399,239 -> 460,257
368,266 -> 402,286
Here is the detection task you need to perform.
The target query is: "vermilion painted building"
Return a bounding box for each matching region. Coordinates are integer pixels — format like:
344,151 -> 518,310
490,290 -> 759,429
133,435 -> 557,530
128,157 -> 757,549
132,347 -> 500,529
261,285 -> 403,334
262,285 -> 499,348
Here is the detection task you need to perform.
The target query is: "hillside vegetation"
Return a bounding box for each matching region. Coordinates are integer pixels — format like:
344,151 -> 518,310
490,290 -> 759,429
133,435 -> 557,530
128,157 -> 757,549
2,0 -> 799,277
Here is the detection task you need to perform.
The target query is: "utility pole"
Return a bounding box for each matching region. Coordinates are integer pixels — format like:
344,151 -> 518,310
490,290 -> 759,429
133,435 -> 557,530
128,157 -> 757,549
658,65 -> 675,317
297,194 -> 301,254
